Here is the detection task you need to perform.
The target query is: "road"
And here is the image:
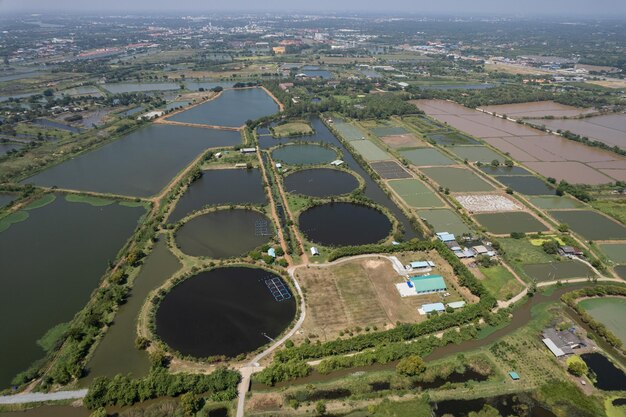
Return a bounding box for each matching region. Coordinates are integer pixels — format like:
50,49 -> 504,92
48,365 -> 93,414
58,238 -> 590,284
0,389 -> 87,405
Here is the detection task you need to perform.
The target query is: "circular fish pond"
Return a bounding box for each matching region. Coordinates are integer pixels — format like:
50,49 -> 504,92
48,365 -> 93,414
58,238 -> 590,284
283,168 -> 359,197
271,144 -> 337,165
176,209 -> 273,258
156,267 -> 296,358
299,202 -> 392,247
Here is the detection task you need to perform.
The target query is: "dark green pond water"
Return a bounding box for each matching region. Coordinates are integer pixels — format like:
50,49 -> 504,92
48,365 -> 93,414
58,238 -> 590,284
581,353 -> 626,391
0,194 -> 15,208
156,267 -> 296,357
0,406 -> 89,417
176,209 -> 273,258
299,202 -> 392,247
283,168 -> 359,197
82,239 -> 180,382
167,88 -> 279,128
0,196 -> 144,388
494,175 -> 556,195
25,125 -> 241,197
168,168 -> 267,223
271,144 -> 337,165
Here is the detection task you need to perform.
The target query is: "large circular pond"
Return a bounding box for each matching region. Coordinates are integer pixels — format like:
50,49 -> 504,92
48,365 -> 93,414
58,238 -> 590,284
176,209 -> 272,258
283,168 -> 359,197
271,144 -> 337,165
156,267 -> 296,358
299,202 -> 392,247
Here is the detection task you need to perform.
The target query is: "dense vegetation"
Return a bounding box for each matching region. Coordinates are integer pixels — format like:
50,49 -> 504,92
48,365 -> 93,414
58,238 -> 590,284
84,367 -> 240,409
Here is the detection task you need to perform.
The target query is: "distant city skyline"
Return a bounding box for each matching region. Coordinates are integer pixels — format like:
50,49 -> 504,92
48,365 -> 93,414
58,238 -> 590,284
2,0 -> 626,16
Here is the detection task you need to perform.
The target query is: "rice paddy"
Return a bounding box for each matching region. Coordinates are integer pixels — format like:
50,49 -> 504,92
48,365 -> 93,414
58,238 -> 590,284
474,212 -> 549,234
549,210 -> 626,241
388,179 -> 445,208
400,148 -> 456,166
418,208 -> 472,236
421,167 -> 495,192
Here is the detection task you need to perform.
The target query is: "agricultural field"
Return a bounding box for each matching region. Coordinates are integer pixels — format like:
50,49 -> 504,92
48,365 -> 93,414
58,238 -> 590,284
521,261 -> 595,282
448,145 -> 504,164
598,243 -> 626,264
481,101 -> 593,118
294,253 -> 463,341
370,160 -> 413,179
590,199 -> 626,226
529,196 -> 586,210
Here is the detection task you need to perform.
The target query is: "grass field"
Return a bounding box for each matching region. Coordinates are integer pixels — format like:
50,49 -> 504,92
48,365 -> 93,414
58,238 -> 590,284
474,212 -> 549,234
478,265 -> 524,300
388,179 -> 445,208
426,131 -> 479,146
418,208 -> 472,236
498,237 -> 555,265
399,148 -> 456,166
421,167 -> 495,192
350,140 -> 391,161
599,243 -> 626,264
271,121 -> 313,138
578,297 -> 626,345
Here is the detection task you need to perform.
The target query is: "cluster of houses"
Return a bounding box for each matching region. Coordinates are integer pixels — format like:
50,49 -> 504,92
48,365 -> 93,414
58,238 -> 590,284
436,232 -> 496,260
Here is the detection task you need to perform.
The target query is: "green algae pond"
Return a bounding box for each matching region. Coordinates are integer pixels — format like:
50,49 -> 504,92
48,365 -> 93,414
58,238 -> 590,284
25,125 -> 241,197
528,196 -> 585,210
578,297 -> 626,345
167,88 -> 279,128
599,243 -> 626,264
168,168 -> 267,223
417,208 -> 471,236
521,261 -> 595,282
421,167 -> 495,192
549,210 -> 626,241
388,179 -> 445,208
399,147 -> 456,166
494,175 -> 555,195
82,240 -> 181,382
271,143 -> 337,165
176,209 -> 273,258
0,194 -> 145,388
474,212 -> 549,234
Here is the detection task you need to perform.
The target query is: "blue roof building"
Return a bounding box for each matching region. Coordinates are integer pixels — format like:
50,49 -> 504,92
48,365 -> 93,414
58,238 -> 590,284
421,302 -> 445,314
268,248 -> 276,258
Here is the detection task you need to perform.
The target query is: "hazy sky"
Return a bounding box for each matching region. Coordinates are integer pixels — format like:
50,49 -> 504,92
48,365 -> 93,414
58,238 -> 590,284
1,0 -> 626,16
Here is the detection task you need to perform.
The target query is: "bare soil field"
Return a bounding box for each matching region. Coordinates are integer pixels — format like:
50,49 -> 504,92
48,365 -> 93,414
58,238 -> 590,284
294,252 -> 466,341
380,133 -> 422,148
481,101 -> 593,118
415,99 -> 626,184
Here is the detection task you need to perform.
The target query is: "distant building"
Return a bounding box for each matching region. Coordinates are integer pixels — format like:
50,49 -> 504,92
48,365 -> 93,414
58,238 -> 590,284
330,160 -> 344,166
508,371 -> 520,380
447,301 -> 466,310
267,248 -> 276,258
409,275 -> 447,295
240,147 -> 257,154
272,46 -> 286,55
310,247 -> 320,256
419,302 -> 446,315
436,232 -> 456,242
558,246 -> 583,257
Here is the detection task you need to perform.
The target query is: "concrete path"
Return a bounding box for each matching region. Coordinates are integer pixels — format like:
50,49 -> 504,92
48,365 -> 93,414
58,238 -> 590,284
0,389 -> 87,405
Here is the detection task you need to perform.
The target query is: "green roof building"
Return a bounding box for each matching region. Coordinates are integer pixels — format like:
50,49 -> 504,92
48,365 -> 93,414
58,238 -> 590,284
409,275 -> 447,294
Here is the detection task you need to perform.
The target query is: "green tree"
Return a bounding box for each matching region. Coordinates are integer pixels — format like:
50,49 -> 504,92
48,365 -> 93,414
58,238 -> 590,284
396,355 -> 426,376
469,404 -> 502,417
567,356 -> 588,377
89,408 -> 107,417
179,392 -> 203,416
